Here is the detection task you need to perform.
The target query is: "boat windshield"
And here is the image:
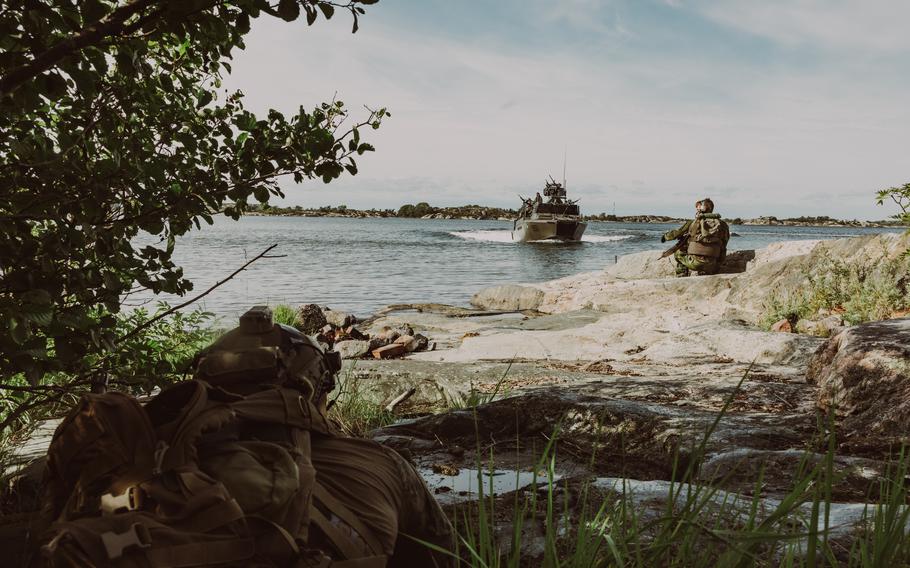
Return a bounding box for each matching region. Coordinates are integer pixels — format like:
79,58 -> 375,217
536,203 -> 580,216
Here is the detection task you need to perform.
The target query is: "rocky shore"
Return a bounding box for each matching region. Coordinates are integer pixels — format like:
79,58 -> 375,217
346,231 -> 910,559
3,232 -> 909,564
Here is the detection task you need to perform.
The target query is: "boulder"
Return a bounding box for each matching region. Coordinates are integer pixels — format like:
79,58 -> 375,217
807,318 -> 910,444
323,308 -> 356,328
373,344 -> 406,359
297,304 -> 327,334
471,284 -> 544,311
395,335 -> 420,352
368,336 -> 391,351
334,340 -> 371,360
413,333 -> 430,351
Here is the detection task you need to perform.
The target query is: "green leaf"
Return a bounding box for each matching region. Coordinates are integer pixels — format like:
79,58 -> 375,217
278,0 -> 300,21
253,186 -> 270,203
318,3 -> 335,19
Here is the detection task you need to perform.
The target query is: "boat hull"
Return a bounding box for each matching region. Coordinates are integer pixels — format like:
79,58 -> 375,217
511,219 -> 587,242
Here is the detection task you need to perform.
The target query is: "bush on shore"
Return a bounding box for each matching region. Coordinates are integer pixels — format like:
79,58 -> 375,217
760,254 -> 910,331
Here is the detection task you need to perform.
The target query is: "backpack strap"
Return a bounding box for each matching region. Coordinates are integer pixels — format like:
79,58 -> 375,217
310,482 -> 386,558
232,385 -> 335,435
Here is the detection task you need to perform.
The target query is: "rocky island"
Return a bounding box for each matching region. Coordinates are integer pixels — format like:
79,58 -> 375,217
249,203 -> 906,228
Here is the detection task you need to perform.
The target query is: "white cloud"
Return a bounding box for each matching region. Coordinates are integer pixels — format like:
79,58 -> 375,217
223,10 -> 910,219
694,0 -> 910,54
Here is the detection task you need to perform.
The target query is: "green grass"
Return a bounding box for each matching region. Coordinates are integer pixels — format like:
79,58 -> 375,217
327,362 -> 397,437
271,303 -> 300,328
421,372 -> 910,567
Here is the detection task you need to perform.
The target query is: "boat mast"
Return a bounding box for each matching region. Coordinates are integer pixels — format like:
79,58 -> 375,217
562,146 -> 567,190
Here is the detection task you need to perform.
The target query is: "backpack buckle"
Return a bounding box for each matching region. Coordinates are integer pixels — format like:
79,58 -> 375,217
100,522 -> 151,559
100,486 -> 144,515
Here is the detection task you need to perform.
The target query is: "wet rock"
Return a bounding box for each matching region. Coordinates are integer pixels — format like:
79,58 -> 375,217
297,303 -> 327,334
807,318 -> 910,446
323,307 -> 356,328
334,340 -> 371,360
373,390 -> 806,481
771,319 -> 793,333
471,284 -> 544,311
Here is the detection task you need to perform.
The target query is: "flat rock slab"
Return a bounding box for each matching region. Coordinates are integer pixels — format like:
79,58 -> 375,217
372,389 -> 813,483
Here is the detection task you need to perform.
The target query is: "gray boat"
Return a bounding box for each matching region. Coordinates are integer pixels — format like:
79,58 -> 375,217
512,177 -> 587,242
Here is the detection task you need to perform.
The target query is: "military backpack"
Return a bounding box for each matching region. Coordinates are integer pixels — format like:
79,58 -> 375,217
35,308 -> 385,568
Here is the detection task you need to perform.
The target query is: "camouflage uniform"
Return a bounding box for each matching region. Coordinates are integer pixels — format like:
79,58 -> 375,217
662,213 -> 726,277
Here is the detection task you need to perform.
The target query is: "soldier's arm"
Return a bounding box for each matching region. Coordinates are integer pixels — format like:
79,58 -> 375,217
662,220 -> 691,242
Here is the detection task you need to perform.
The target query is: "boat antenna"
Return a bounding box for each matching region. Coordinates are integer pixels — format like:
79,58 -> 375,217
562,145 -> 567,189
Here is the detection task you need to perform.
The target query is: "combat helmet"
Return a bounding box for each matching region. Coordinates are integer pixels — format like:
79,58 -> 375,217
697,198 -> 715,213
194,305 -> 342,401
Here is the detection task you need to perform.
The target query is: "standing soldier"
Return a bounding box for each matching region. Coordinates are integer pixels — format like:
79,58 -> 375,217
661,198 -> 730,277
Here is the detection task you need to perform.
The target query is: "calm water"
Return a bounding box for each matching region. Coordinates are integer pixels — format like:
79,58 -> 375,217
130,216 -> 904,321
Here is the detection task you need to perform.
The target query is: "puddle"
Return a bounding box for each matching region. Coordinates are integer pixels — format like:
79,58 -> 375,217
419,467 -> 561,504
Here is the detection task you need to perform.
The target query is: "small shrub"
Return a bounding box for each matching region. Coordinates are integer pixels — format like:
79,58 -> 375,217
327,363 -> 395,437
760,254 -> 910,330
271,304 -> 299,328
0,305 -> 216,442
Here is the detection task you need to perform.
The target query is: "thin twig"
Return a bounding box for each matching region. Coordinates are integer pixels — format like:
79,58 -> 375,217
116,243 -> 279,345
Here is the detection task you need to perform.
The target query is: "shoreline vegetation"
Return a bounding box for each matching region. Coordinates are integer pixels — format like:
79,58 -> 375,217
247,202 -> 907,228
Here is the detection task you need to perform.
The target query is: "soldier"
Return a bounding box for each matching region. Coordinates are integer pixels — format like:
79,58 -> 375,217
661,198 -> 730,277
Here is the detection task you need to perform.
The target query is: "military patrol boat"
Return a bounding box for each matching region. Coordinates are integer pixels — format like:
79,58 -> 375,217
512,177 -> 587,242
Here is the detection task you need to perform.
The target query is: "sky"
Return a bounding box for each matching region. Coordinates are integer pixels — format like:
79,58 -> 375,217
223,0 -> 910,220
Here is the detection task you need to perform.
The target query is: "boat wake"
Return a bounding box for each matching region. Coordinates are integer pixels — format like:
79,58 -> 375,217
450,230 -> 633,244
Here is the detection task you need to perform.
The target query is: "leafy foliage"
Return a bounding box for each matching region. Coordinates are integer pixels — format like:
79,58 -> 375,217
397,201 -> 435,218
760,254 -> 910,330
0,305 -> 216,436
876,182 -> 910,228
0,0 -> 387,392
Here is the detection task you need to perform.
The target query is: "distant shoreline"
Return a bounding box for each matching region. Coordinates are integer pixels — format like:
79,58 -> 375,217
246,204 -> 907,229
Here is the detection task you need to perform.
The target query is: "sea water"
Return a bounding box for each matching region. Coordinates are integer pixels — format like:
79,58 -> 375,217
129,216 -> 903,321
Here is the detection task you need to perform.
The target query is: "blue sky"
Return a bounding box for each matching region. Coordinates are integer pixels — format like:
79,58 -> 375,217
225,0 -> 910,219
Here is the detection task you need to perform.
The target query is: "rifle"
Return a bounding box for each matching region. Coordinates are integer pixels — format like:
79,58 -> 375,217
660,235 -> 689,259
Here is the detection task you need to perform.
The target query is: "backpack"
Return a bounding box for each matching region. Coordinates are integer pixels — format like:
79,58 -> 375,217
35,380 -> 386,568
686,214 -> 729,259
693,214 -> 729,247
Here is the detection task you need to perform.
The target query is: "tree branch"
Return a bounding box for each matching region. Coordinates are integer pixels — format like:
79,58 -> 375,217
0,0 -> 158,96
115,243 -> 279,345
